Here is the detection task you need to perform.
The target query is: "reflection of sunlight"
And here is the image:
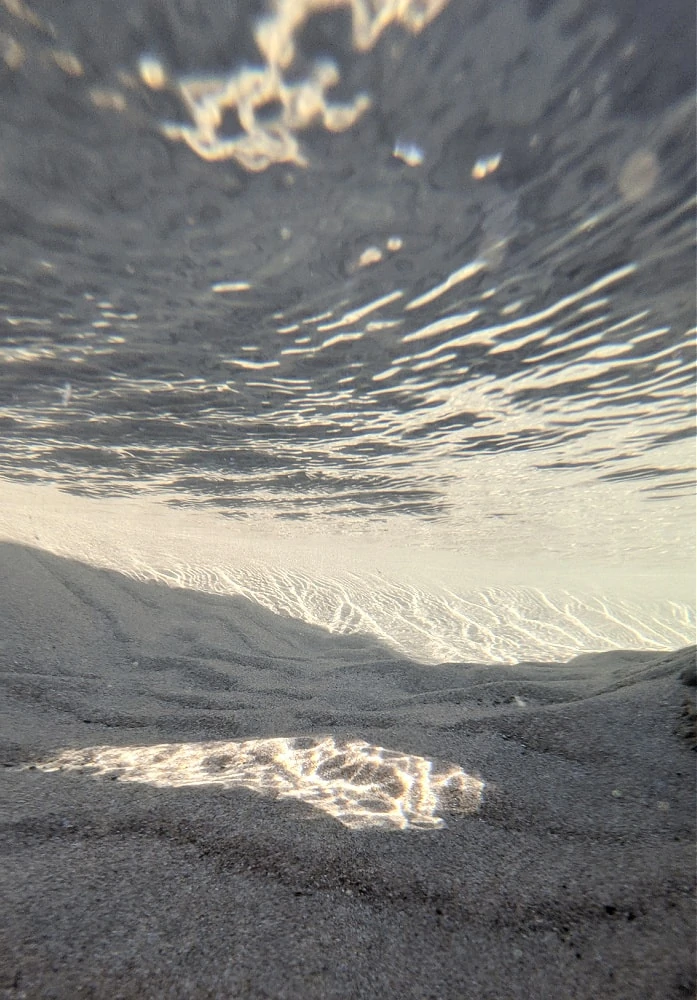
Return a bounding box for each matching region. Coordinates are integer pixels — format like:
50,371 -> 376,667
25,736 -> 484,831
141,0 -> 448,168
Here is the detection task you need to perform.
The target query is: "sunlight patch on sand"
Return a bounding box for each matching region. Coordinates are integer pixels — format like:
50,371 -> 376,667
24,736 -> 484,831
0,481 -> 693,665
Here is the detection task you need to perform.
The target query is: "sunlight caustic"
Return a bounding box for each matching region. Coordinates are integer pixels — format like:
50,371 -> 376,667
24,736 -> 484,831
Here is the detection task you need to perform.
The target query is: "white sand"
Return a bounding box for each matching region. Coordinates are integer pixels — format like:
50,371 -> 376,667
0,480 -> 692,664
0,481 -> 695,998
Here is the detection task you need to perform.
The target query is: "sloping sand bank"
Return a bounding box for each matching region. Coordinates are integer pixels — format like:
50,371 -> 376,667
0,540 -> 695,999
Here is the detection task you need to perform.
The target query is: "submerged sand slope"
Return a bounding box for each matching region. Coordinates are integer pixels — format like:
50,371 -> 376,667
0,541 -> 694,1000
0,480 -> 693,666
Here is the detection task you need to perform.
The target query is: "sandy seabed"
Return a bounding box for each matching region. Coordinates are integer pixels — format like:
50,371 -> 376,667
0,486 -> 695,999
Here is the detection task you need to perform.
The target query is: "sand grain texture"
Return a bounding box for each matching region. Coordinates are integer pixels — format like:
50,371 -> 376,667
0,541 -> 695,1000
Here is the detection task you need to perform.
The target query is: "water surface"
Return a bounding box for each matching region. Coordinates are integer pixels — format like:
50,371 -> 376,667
0,0 -> 694,659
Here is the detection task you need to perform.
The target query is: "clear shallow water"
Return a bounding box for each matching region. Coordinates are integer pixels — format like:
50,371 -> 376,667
0,0 -> 694,656
0,481 -> 692,664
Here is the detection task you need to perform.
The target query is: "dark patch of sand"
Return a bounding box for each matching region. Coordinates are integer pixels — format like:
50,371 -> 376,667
0,541 -> 695,999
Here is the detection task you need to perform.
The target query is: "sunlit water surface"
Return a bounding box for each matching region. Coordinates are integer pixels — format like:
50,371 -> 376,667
0,0 -> 694,660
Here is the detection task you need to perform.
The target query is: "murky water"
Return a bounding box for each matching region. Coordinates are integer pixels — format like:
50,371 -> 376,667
0,0 -> 694,657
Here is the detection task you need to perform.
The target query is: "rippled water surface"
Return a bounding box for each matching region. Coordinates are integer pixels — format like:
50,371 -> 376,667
0,0 -> 694,656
